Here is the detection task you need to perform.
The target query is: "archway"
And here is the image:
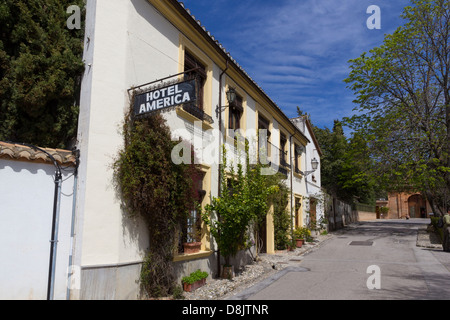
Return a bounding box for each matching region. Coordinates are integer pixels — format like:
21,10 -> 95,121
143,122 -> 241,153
407,194 -> 426,218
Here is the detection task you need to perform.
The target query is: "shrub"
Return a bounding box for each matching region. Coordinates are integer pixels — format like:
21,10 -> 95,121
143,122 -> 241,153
202,146 -> 278,265
294,226 -> 312,241
430,216 -> 444,241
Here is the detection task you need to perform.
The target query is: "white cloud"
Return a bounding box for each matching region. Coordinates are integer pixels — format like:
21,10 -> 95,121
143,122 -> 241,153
182,0 -> 410,129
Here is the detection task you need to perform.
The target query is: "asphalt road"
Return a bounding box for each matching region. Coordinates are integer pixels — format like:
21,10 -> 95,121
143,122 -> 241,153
231,219 -> 450,300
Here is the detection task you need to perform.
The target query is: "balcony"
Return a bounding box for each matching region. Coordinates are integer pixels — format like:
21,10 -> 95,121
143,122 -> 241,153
182,104 -> 214,124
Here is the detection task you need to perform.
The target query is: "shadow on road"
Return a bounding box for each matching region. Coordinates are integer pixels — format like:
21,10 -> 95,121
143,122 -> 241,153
337,219 -> 428,239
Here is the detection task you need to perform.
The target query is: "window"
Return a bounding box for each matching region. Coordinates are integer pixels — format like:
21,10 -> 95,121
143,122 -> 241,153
179,170 -> 206,253
184,51 -> 206,110
294,144 -> 300,174
280,133 -> 288,167
228,94 -> 243,131
258,115 -> 271,161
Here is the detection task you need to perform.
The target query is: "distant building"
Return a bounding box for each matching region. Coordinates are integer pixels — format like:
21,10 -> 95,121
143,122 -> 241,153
386,192 -> 432,219
291,115 -> 324,228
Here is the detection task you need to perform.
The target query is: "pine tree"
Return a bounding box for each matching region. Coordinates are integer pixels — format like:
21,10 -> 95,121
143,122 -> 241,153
0,0 -> 85,148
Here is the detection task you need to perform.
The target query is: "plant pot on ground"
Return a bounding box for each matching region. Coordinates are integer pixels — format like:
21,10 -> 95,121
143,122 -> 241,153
183,278 -> 206,292
295,238 -> 304,248
294,226 -> 311,247
221,265 -> 234,280
182,270 -> 208,292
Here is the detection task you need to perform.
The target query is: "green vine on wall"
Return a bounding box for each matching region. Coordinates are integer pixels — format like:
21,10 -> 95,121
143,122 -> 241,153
271,181 -> 291,250
201,145 -> 285,265
113,106 -> 201,298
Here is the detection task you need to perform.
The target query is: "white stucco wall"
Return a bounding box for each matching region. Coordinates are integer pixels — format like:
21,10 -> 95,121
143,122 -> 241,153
75,0 -> 315,298
0,159 -> 75,300
303,122 -> 324,224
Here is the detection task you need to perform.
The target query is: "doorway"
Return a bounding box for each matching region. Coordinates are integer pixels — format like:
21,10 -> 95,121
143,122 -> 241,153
258,217 -> 267,253
310,198 -> 317,228
407,194 -> 426,218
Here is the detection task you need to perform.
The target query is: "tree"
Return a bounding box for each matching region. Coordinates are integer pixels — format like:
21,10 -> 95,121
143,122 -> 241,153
201,146 -> 278,267
0,0 -> 85,148
344,0 -> 450,214
308,115 -> 378,204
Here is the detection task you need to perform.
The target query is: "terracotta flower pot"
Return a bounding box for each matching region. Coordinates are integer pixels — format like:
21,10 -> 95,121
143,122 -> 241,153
183,278 -> 206,292
296,239 -> 304,248
221,265 -> 234,279
183,241 -> 202,254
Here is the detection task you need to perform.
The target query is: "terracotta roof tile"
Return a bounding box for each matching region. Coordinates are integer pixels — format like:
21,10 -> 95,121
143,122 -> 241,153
0,141 -> 76,166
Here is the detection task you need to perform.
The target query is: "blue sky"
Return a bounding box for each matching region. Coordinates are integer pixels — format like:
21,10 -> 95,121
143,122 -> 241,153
181,0 -> 411,131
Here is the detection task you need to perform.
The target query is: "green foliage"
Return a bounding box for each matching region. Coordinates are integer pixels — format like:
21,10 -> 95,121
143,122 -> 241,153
201,146 -> 278,265
430,216 -> 444,242
113,109 -> 201,298
294,226 -> 312,241
269,178 -> 291,250
344,0 -> 450,212
171,285 -> 185,300
0,0 -> 85,148
310,117 -> 379,204
181,269 -> 208,284
140,251 -> 174,298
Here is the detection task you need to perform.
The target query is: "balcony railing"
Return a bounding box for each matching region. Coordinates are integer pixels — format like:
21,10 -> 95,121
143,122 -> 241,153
182,104 -> 214,124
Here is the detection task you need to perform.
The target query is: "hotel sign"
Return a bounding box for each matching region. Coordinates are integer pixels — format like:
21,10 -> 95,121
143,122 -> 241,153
133,79 -> 196,116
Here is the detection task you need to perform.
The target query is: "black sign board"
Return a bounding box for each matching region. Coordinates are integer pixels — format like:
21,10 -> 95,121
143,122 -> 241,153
133,79 -> 196,116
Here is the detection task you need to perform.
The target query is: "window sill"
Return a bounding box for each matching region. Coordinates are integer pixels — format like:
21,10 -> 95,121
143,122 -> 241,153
173,250 -> 213,262
176,106 -> 214,130
293,172 -> 303,179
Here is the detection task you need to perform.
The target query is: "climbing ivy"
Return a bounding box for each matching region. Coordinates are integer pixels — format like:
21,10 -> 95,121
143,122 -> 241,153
271,181 -> 291,250
113,107 -> 201,298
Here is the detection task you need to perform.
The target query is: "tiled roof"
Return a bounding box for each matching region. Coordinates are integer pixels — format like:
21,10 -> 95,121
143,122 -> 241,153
0,141 -> 77,166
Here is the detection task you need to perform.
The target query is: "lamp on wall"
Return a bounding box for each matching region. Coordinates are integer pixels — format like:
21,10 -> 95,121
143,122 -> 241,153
226,87 -> 236,105
311,157 -> 319,171
216,87 -> 237,118
299,157 -> 319,177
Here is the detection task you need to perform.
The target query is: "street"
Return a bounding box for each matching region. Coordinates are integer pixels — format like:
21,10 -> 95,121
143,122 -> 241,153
231,219 -> 450,300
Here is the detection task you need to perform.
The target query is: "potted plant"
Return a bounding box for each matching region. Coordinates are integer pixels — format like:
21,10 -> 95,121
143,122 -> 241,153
183,210 -> 202,254
294,226 -> 311,248
287,238 -> 297,251
182,269 -> 208,292
182,241 -> 202,254
221,265 -> 234,280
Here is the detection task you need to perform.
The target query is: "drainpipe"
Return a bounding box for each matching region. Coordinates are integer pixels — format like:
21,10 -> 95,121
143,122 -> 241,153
289,134 -> 294,240
48,168 -> 62,300
217,59 -> 229,277
66,149 -> 80,300
21,143 -> 62,300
